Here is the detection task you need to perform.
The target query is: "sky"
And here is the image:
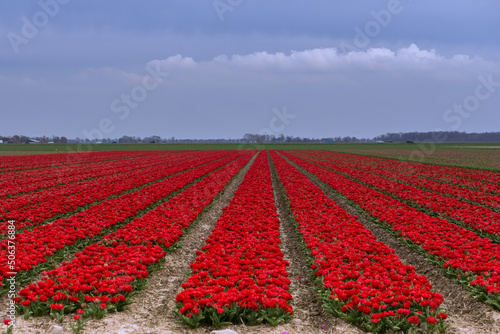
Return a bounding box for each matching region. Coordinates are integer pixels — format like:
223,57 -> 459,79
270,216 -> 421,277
1,0 -> 500,140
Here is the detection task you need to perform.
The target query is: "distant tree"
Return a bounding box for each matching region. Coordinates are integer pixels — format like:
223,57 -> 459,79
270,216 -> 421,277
118,136 -> 135,143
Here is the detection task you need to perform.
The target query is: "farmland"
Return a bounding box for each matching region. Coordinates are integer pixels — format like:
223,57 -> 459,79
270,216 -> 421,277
2,149 -> 500,334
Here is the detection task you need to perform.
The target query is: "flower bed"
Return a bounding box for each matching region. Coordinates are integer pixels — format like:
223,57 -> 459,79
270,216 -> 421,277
302,150 -> 500,205
292,151 -> 500,240
175,152 -> 293,328
0,151 -> 232,234
271,151 -> 446,333
14,152 -> 254,322
282,151 -> 500,310
0,152 -> 244,291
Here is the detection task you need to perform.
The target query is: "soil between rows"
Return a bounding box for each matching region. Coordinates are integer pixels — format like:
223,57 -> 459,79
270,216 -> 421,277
283,153 -> 500,334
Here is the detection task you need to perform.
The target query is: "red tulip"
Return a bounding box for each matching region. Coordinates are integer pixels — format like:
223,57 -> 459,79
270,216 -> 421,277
408,316 -> 420,324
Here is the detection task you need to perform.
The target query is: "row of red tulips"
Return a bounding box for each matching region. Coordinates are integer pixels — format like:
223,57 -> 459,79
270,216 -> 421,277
14,152 -> 254,323
0,154 -> 187,213
16,242 -> 165,320
334,148 -> 500,177
271,151 -> 447,333
0,152 -> 242,291
0,152 -> 225,233
302,151 -> 500,208
0,151 -> 154,172
282,151 -> 500,309
320,150 -> 500,190
0,151 -> 180,198
103,152 -> 254,248
293,151 -> 500,240
323,151 -> 500,193
0,153 -> 180,211
175,152 -> 293,328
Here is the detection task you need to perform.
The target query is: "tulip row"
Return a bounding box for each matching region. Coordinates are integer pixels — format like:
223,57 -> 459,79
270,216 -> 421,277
322,151 -> 500,193
321,150 -> 500,184
175,152 -> 293,328
103,151 -> 255,247
14,152 -> 254,321
292,151 -> 500,240
270,151 -> 447,333
0,151 -> 186,198
282,151 -> 500,309
302,151 -> 500,207
16,242 -> 166,320
334,148 -> 500,171
0,154 -> 177,211
0,151 -> 225,234
0,152 -> 244,291
0,151 -> 152,172
0,155 -> 180,202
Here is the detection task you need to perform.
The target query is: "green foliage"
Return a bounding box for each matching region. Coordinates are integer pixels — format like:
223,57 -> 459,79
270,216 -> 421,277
174,304 -> 292,329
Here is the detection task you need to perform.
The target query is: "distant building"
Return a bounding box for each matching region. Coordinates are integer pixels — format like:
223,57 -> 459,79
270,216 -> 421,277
25,138 -> 40,143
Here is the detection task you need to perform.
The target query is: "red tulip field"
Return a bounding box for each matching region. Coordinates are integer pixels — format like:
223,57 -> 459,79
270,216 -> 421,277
1,150 -> 500,333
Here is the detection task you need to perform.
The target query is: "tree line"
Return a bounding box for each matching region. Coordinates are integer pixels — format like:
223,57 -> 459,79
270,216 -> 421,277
2,131 -> 500,144
373,131 -> 500,143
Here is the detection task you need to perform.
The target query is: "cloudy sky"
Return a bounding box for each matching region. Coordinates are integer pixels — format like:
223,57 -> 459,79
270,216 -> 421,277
1,1 -> 499,140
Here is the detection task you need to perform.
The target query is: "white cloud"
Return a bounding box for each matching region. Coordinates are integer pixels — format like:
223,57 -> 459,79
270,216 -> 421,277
149,55 -> 196,70
149,44 -> 497,74
396,44 -> 442,60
